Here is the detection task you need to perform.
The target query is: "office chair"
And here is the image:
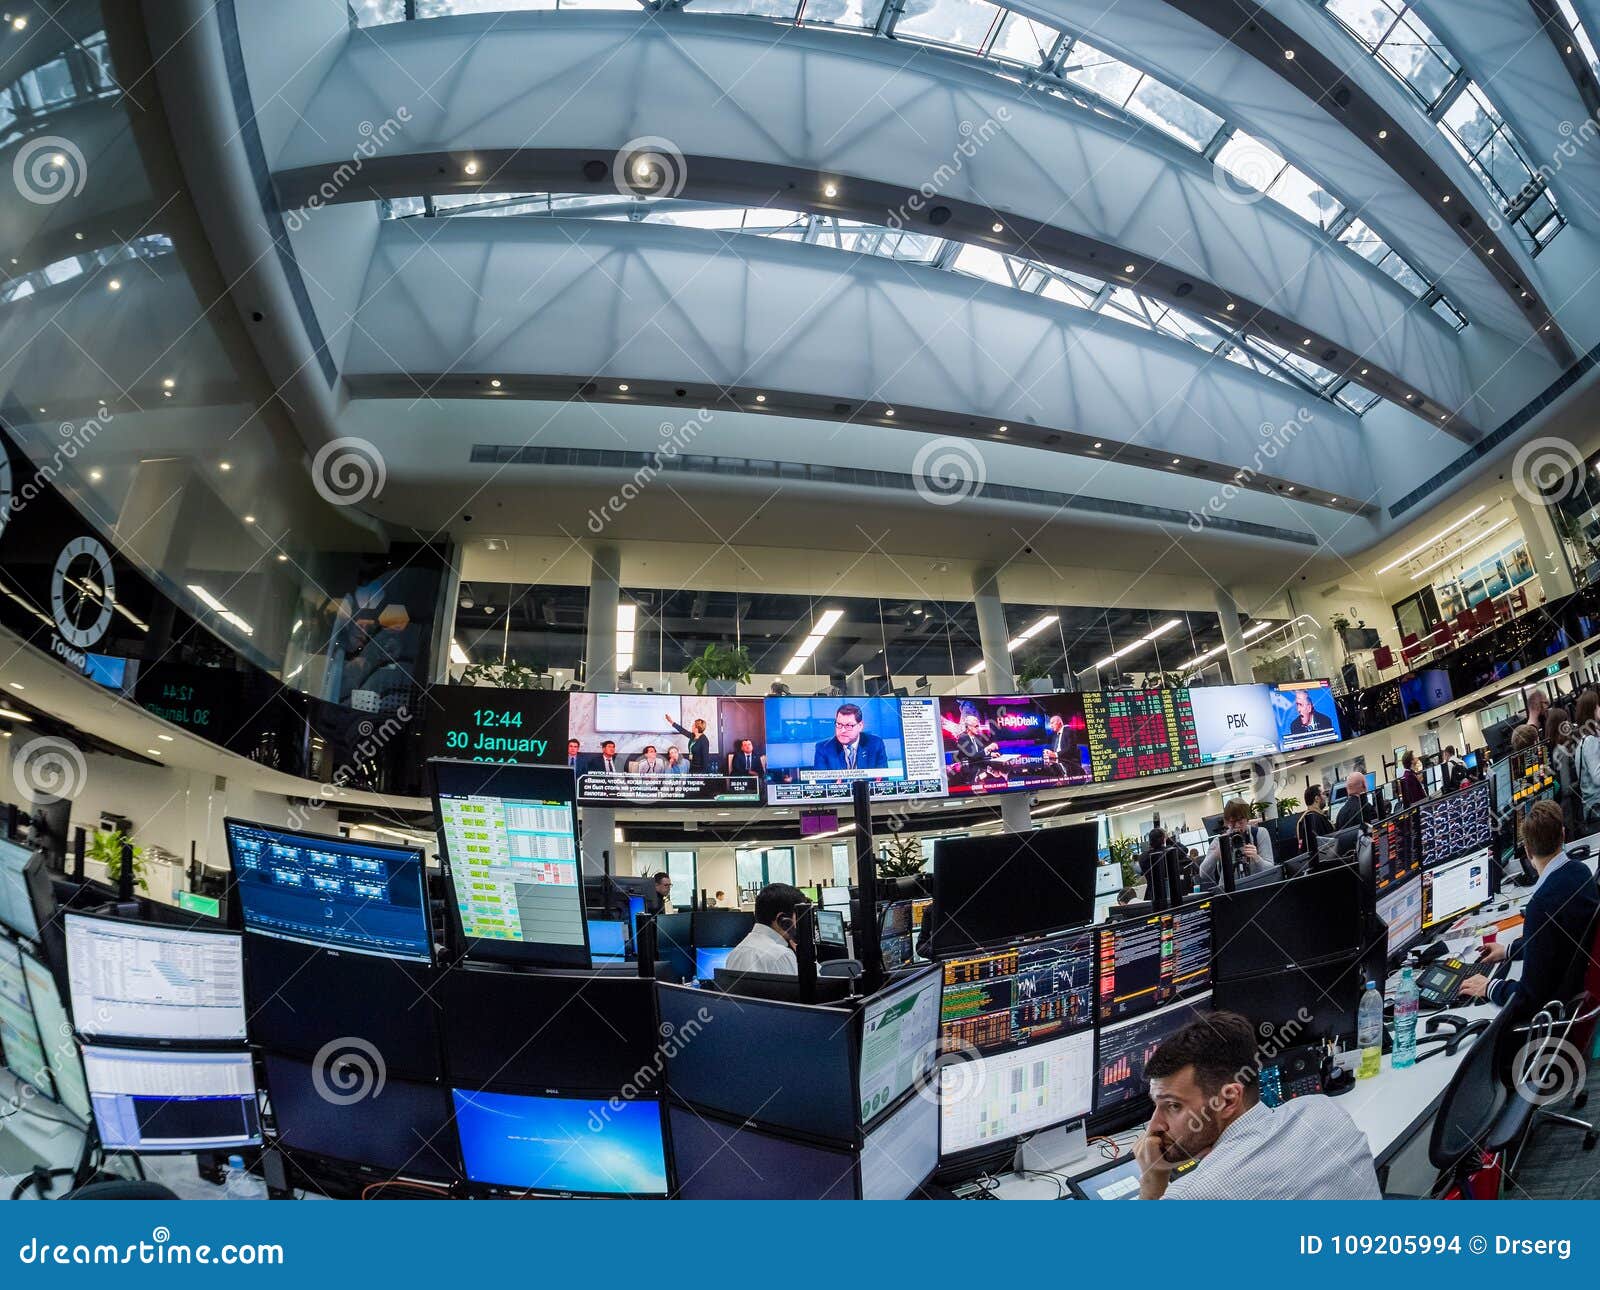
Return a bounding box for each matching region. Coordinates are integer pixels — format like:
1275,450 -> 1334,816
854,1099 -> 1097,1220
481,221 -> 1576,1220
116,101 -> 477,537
1426,1008 -> 1517,1198
64,1180 -> 180,1200
818,959 -> 862,978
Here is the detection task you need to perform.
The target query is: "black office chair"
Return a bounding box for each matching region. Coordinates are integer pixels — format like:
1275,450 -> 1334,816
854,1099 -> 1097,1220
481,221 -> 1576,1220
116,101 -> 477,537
1426,1008 -> 1517,1198
64,1180 -> 180,1200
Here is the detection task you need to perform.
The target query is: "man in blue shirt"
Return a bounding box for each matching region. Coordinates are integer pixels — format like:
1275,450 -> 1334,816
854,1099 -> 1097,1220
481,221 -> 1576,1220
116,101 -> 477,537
1461,800 -> 1598,1014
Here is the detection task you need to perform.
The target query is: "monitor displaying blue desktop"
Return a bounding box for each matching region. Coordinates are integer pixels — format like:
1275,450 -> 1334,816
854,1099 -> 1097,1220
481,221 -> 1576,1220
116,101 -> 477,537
82,653 -> 127,690
227,820 -> 431,962
451,1089 -> 668,1196
695,946 -> 734,980
588,919 -> 627,963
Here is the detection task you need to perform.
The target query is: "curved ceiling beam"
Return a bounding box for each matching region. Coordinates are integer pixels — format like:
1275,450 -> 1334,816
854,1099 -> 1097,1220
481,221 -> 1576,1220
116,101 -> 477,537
1529,0 -> 1600,122
1408,0 -> 1600,230
1158,0 -> 1577,366
994,0 -> 1535,341
271,11 -> 1487,435
341,218 -> 1379,512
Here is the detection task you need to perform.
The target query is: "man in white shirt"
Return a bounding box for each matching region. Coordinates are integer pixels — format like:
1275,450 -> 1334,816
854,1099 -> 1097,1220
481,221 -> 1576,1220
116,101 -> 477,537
724,883 -> 805,976
1135,1011 -> 1380,1200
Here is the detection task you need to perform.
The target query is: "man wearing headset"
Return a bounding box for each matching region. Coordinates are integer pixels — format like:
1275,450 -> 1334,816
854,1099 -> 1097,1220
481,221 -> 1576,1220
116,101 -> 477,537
725,882 -> 806,975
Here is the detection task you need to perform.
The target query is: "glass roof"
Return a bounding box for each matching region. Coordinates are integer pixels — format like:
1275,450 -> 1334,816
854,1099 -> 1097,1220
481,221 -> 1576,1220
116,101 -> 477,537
380,193 -> 1385,412
1319,0 -> 1564,253
354,0 -> 1468,321
1555,0 -> 1600,83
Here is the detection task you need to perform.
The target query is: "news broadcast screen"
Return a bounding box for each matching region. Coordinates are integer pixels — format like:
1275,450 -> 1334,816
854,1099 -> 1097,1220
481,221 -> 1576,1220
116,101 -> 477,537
1187,683 -> 1278,765
764,696 -> 946,805
567,692 -> 764,804
1398,669 -> 1453,719
1272,680 -> 1343,752
938,695 -> 1092,795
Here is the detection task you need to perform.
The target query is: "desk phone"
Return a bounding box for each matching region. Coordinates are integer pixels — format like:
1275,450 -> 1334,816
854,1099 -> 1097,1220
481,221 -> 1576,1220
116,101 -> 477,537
1415,958 -> 1474,1009
1259,1044 -> 1325,1106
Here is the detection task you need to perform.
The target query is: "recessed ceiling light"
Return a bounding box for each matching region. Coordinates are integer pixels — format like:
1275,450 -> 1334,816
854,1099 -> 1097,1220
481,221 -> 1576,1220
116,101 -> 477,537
1093,441 -> 1103,449
823,183 -> 838,198
243,514 -> 256,524
489,378 -> 501,388
1441,194 -> 1450,203
884,407 -> 895,417
1330,497 -> 1339,503
74,231 -> 83,240
1301,337 -> 1311,345
163,389 -> 172,398
1405,394 -> 1415,401
219,461 -> 231,471
88,468 -> 102,482
1378,129 -> 1388,139
146,749 -> 161,756
755,393 -> 766,402
991,222 -> 1003,233
997,424 -> 1007,433
1487,248 -> 1495,255
1544,324 -> 1552,332
276,552 -> 289,562
7,683 -> 21,691
107,278 -> 120,291
11,16 -> 27,29
463,159 -> 479,175
158,734 -> 173,742
1360,367 -> 1368,375
1283,48 -> 1295,59
1225,302 -> 1235,311
1123,263 -> 1136,274
1286,485 -> 1296,492
1439,413 -> 1447,420
162,377 -> 175,389
1171,457 -> 1180,465
617,383 -> 629,392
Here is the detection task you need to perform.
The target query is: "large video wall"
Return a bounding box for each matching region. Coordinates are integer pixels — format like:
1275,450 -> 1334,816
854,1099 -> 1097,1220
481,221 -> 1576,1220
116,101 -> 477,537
422,679 -> 1343,807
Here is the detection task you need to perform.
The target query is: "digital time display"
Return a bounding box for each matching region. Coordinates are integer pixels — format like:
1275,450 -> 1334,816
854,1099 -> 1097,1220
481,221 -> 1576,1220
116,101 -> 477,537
422,688 -> 569,767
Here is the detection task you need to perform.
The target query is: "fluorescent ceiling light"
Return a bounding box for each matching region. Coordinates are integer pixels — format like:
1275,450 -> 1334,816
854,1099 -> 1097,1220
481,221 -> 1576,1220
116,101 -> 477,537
187,584 -> 226,612
0,707 -> 33,723
781,608 -> 845,674
966,659 -> 988,675
1408,517 -> 1510,581
1376,504 -> 1487,574
1093,618 -> 1181,670
450,639 -> 469,667
1006,614 -> 1058,651
219,611 -> 254,636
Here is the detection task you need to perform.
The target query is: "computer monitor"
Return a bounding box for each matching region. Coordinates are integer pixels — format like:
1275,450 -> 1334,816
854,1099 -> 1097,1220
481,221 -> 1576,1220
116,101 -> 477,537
1490,756 -> 1514,814
939,928 -> 1096,1056
930,825 -> 1098,954
0,937 -> 51,1099
1372,809 -> 1421,892
262,1053 -> 457,1182
820,886 -> 852,910
431,759 -> 588,969
451,1088 -> 668,1197
65,912 -> 247,1044
938,1028 -> 1094,1160
439,966 -> 659,1094
668,1104 -> 856,1200
1208,865 -> 1365,978
1094,992 -> 1215,1116
19,947 -> 89,1122
658,982 -> 858,1142
1212,957 -> 1362,1046
1418,781 -> 1493,870
587,919 -> 627,963
242,933 -> 442,1081
880,933 -> 913,971
1169,902 -> 1212,1000
694,908 -> 755,948
225,819 -> 431,962
695,946 -> 734,980
1422,848 -> 1492,930
83,1046 -> 260,1152
857,966 -> 940,1126
859,1084 -> 939,1199
1376,874 -> 1424,961
1095,908 -> 1212,1024
0,839 -> 50,941
879,899 -> 912,939
815,908 -> 846,946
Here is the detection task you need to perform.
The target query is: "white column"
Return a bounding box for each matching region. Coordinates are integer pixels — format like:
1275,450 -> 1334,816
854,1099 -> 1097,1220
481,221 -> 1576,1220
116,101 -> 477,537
973,567 -> 1033,834
1214,586 -> 1255,684
1511,489 -> 1577,601
580,546 -> 621,877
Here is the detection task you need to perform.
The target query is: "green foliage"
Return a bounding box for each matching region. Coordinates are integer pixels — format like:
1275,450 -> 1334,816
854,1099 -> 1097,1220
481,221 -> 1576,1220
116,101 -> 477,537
878,833 -> 927,878
1012,657 -> 1051,688
1108,835 -> 1139,889
459,659 -> 545,689
1276,796 -> 1301,816
89,829 -> 146,892
683,643 -> 753,694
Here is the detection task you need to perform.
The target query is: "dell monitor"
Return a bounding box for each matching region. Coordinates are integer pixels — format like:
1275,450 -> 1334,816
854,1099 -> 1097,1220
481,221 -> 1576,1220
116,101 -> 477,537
939,929 -> 1096,1056
1095,992 -> 1215,1116
226,819 -> 431,962
1376,874 -> 1424,961
695,945 -> 734,980
857,966 -> 940,1126
587,919 -> 628,963
0,838 -> 50,941
451,1088 -> 668,1197
930,824 -> 1098,954
859,1086 -> 939,1199
83,1046 -> 260,1152
65,912 -> 247,1044
938,1027 -> 1094,1162
1422,848 -> 1492,930
431,759 -> 588,969
669,1104 -> 856,1200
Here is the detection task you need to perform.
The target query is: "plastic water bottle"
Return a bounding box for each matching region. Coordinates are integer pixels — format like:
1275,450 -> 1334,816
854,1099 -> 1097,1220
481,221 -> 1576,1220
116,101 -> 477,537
1392,966 -> 1419,1070
221,1153 -> 267,1199
1357,980 -> 1383,1079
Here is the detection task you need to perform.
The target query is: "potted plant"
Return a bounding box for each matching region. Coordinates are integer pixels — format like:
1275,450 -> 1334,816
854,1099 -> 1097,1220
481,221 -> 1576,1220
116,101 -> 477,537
1013,658 -> 1053,693
88,828 -> 146,892
683,643 -> 753,695
459,659 -> 547,690
1108,835 -> 1138,890
1248,800 -> 1271,821
1276,795 -> 1300,819
878,833 -> 928,878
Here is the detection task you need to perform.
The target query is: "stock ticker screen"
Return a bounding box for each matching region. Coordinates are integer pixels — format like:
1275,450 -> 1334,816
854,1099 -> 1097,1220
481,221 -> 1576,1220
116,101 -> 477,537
1083,689 -> 1200,781
1096,908 -> 1213,1023
938,931 -> 1096,1056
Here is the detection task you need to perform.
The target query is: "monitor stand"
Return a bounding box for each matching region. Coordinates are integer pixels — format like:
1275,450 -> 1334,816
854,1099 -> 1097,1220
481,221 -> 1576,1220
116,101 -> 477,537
1014,1120 -> 1090,1175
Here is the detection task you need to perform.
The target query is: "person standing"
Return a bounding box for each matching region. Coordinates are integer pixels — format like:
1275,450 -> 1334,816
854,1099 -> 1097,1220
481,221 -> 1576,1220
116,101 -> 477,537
666,714 -> 711,773
1397,750 -> 1426,805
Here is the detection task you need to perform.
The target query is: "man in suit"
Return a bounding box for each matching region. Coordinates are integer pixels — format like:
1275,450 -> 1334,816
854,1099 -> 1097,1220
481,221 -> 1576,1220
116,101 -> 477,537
1288,689 -> 1333,736
954,713 -> 996,780
1333,771 -> 1379,830
666,715 -> 711,772
596,740 -> 620,775
814,702 -> 888,771
1461,801 -> 1597,1017
566,739 -> 581,773
635,744 -> 663,774
1037,748 -> 1070,780
1046,713 -> 1080,762
728,739 -> 760,776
